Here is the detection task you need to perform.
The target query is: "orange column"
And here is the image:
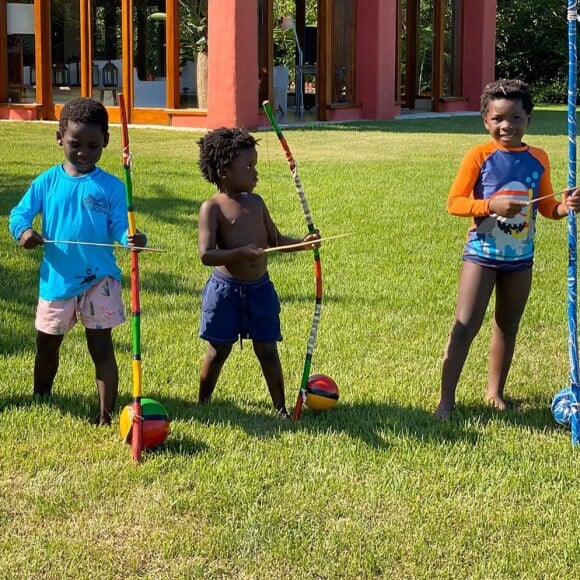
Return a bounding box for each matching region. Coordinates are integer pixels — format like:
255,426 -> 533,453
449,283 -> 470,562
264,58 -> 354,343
121,0 -> 134,119
34,0 -> 52,119
207,0 -> 259,129
80,0 -> 92,97
166,0 -> 179,109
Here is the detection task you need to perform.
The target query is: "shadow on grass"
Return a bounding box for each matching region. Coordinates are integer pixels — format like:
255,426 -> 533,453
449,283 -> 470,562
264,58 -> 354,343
0,176 -> 35,217
131,187 -> 202,230
0,391 -> 118,423
0,391 -> 208,458
159,395 -> 567,453
0,391 -> 567,457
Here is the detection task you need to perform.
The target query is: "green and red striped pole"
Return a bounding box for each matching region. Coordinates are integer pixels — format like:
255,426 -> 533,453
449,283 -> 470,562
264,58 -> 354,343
262,101 -> 322,420
119,94 -> 143,461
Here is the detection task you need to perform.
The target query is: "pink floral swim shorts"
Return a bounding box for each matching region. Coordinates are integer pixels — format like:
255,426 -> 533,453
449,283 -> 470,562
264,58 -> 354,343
35,277 -> 126,335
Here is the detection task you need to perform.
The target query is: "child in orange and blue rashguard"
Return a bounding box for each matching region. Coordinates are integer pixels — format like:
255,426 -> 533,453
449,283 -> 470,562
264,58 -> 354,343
436,79 -> 580,420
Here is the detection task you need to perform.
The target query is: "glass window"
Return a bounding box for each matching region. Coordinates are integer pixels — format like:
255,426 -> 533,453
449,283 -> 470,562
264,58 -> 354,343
417,0 -> 433,98
330,0 -> 356,105
443,0 -> 462,97
92,1 -> 122,106
131,0 -> 167,108
178,0 -> 208,109
50,1 -> 81,105
7,1 -> 36,104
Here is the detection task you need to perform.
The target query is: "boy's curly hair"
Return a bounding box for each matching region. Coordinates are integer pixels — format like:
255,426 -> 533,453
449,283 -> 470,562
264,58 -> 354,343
480,79 -> 534,117
198,127 -> 258,185
58,97 -> 109,136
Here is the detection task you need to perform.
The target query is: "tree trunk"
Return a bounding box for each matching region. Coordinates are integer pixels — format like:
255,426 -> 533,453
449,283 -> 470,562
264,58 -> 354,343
196,52 -> 208,109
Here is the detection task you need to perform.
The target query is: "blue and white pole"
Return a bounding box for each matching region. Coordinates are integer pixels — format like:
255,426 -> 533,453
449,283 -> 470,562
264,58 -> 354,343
566,0 -> 579,445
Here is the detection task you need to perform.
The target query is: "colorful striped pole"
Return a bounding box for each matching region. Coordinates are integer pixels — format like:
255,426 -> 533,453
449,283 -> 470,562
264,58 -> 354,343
566,1 -> 580,445
262,101 -> 322,420
119,94 -> 143,461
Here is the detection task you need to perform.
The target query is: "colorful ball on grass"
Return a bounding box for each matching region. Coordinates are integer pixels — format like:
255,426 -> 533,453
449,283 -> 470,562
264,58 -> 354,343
119,398 -> 170,449
305,374 -> 339,411
551,387 -> 573,427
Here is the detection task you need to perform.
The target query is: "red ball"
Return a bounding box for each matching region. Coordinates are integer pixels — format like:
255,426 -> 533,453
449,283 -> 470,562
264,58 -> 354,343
305,374 -> 339,411
119,398 -> 170,449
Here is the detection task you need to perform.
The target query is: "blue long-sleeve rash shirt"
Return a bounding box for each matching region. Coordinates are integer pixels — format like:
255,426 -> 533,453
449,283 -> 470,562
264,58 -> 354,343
9,164 -> 129,300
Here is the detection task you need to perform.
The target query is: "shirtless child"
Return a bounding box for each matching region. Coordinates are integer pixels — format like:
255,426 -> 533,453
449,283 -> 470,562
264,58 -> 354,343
196,127 -> 320,417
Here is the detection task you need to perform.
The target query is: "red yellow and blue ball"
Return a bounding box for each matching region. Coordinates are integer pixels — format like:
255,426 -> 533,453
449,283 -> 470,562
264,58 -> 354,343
305,374 -> 339,411
119,398 -> 170,449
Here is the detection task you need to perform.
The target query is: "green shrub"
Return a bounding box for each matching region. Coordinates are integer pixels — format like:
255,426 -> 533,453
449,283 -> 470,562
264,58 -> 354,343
531,78 -> 568,105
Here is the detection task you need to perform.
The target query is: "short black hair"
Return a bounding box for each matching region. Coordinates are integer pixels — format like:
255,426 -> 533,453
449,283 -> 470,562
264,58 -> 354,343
480,79 -> 534,117
197,127 -> 257,185
58,97 -> 109,136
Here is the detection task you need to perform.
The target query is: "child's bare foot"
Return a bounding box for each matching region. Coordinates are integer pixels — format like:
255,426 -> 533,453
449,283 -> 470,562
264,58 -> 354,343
275,406 -> 292,419
485,393 -> 508,411
434,401 -> 454,420
97,410 -> 113,426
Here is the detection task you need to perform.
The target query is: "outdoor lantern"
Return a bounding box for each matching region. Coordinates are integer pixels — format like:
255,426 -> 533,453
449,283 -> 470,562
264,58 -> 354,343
52,63 -> 70,86
102,60 -> 118,87
92,62 -> 100,87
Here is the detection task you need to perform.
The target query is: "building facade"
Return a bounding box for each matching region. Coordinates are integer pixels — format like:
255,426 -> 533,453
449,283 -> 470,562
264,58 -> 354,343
0,1 -> 496,128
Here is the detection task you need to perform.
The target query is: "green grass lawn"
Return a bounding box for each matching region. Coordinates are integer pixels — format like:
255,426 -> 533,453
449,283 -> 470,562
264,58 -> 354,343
0,110 -> 579,578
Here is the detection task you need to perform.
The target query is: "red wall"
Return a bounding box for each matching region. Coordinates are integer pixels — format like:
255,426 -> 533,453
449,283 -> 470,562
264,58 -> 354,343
207,0 -> 259,129
463,0 -> 497,112
355,0 -> 400,120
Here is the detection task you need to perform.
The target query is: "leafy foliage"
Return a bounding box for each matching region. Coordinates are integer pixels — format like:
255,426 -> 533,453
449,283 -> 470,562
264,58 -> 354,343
496,0 -> 568,102
273,0 -> 317,68
179,0 -> 208,57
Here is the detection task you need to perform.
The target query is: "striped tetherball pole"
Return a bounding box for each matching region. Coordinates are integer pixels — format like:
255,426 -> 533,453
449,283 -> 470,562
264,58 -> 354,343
566,1 -> 579,445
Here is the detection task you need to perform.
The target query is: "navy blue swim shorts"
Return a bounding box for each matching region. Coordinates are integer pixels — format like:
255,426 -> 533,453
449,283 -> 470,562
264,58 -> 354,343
199,269 -> 282,344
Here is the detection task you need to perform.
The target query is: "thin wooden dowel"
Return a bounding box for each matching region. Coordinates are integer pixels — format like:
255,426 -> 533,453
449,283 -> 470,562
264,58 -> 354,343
526,187 -> 575,205
262,233 -> 352,253
43,240 -> 166,253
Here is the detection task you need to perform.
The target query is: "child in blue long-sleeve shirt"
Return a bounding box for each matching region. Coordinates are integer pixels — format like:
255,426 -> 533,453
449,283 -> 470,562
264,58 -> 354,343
9,97 -> 146,425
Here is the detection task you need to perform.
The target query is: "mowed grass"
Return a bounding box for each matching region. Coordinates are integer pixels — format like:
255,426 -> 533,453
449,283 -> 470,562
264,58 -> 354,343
0,110 -> 579,578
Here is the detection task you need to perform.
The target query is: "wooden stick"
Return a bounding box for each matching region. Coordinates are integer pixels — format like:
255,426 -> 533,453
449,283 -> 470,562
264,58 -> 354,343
526,187 -> 575,206
43,240 -> 166,253
262,233 -> 352,253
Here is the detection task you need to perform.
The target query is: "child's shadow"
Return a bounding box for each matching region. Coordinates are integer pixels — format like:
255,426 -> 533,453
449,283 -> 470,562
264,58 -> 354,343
452,397 -> 567,434
1,392 -> 569,458
0,392 -> 207,457
163,396 -> 482,449
0,391 -> 103,422
163,394 -> 569,452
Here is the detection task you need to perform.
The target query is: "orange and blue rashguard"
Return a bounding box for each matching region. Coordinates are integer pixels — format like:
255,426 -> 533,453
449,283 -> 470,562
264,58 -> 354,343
447,141 -> 561,269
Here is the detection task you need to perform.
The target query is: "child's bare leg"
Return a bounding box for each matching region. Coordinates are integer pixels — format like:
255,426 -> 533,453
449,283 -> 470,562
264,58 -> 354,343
437,262 -> 496,419
199,342 -> 233,404
486,268 -> 532,410
252,341 -> 287,415
34,331 -> 64,397
86,328 -> 118,425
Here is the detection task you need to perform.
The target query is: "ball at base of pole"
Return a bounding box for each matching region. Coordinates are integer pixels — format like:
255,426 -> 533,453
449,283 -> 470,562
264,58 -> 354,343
551,387 -> 574,427
119,398 -> 170,449
552,387 -> 572,427
305,374 -> 339,411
